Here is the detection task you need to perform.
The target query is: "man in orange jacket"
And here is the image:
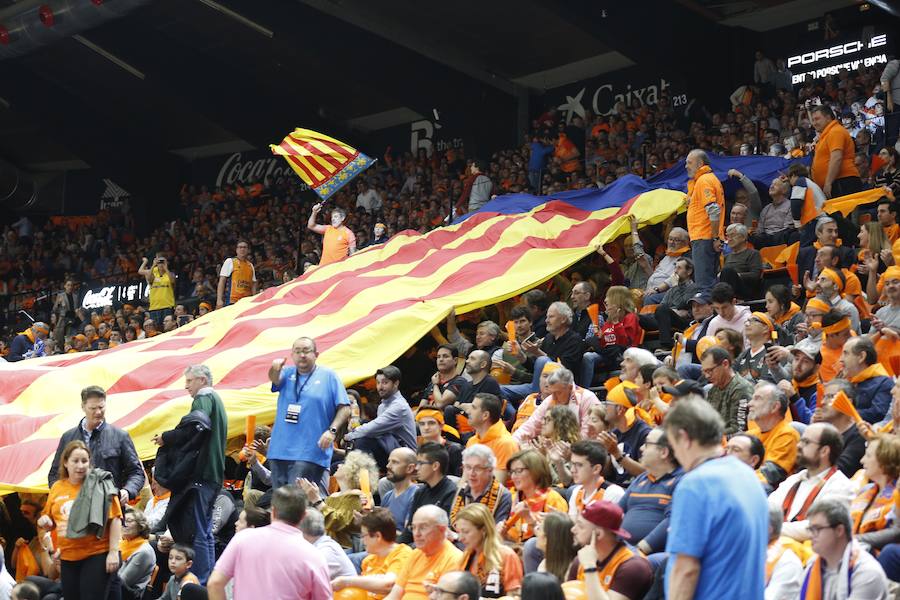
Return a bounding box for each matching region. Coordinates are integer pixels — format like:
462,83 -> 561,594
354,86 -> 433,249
685,149 -> 725,290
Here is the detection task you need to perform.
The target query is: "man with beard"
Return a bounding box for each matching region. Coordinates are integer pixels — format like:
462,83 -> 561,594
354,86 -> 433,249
810,379 -> 868,477
767,422 -> 855,541
344,366 -> 416,469
308,204 -> 356,265
379,448 -> 419,537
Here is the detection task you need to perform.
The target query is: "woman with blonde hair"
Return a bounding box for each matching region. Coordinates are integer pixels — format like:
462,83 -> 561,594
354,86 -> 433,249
583,285 -> 641,384
456,503 -> 523,597
299,450 -> 378,548
502,449 -> 568,544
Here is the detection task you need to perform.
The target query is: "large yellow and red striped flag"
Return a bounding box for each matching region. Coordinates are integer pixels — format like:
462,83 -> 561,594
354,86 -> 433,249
269,128 -> 374,200
0,188 -> 685,493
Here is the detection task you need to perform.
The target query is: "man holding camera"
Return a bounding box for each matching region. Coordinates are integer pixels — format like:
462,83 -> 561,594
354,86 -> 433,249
139,253 -> 175,326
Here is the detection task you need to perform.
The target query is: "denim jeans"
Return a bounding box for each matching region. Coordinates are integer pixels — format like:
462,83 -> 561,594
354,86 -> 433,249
878,543 -> 900,581
580,352 -> 603,388
190,481 -> 219,585
691,238 -> 718,291
269,459 -> 327,494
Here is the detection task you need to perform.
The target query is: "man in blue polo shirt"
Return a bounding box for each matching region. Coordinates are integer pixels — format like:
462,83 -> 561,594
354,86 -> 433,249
663,398 -> 768,600
267,336 -> 350,491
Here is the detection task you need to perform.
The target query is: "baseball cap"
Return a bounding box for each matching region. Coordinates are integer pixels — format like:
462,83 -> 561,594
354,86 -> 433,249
689,291 -> 711,305
791,338 -> 821,361
662,379 -> 705,399
582,501 -> 631,539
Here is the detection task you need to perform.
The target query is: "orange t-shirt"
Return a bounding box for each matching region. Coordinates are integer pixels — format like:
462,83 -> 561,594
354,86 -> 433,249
361,543 -> 413,599
321,225 -> 356,266
466,421 -> 520,472
811,120 -> 858,190
686,166 -> 725,240
747,412 -> 800,475
820,343 -> 843,383
43,479 -> 122,562
396,540 -> 463,600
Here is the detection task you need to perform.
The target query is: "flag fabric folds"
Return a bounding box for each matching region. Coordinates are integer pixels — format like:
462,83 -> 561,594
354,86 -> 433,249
0,188 -> 685,493
269,128 -> 375,201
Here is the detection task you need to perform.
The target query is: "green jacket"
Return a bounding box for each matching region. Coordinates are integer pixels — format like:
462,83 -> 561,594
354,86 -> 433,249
706,374 -> 754,435
192,387 -> 228,486
68,468 -> 117,539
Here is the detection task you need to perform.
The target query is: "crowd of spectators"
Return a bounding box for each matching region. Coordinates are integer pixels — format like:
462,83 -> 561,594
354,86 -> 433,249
5,48 -> 900,600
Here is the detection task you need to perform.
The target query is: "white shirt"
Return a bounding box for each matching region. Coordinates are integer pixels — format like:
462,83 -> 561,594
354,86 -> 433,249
802,541 -> 888,600
219,258 -> 257,281
765,544 -> 802,600
144,494 -> 170,531
768,468 -> 855,541
356,189 -> 383,213
567,483 -> 625,519
312,535 -> 357,579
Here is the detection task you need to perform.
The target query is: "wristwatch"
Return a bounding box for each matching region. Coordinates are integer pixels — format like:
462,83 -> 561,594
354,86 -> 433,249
583,567 -> 598,573
329,427 -> 338,434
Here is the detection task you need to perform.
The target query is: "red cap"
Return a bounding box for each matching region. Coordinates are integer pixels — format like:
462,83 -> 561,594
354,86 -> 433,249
581,500 -> 631,539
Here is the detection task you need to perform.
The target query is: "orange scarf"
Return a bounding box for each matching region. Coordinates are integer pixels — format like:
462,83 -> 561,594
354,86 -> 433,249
504,488 -> 550,541
665,246 -> 690,258
573,482 -> 607,513
800,545 -> 858,599
14,542 -> 39,582
851,480 -> 896,534
775,303 -> 801,326
782,467 -> 838,522
119,537 -> 147,561
849,363 -> 890,384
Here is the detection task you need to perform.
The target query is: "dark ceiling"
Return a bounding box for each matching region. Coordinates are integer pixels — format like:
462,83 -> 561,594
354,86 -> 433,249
0,0 -> 845,211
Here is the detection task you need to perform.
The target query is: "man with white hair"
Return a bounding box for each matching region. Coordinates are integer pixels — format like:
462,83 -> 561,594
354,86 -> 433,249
643,227 -> 691,305
299,508 -> 356,579
152,364 -> 227,584
719,223 -> 762,300
450,444 -> 513,524
746,381 -> 799,490
685,149 -> 725,290
512,367 -> 600,443
516,301 -> 584,389
384,505 -> 463,600
751,177 -> 795,248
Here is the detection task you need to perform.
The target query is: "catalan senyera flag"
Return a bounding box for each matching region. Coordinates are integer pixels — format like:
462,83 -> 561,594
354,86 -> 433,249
269,128 -> 375,200
0,188 -> 686,493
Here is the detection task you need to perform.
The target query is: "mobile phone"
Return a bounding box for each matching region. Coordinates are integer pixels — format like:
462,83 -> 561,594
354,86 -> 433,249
522,332 -> 537,344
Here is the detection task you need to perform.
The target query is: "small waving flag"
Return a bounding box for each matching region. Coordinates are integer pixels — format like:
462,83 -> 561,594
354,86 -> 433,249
270,128 -> 375,201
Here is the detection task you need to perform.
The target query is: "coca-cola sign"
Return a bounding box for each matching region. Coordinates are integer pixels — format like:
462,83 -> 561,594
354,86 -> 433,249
214,151 -> 309,190
81,280 -> 148,309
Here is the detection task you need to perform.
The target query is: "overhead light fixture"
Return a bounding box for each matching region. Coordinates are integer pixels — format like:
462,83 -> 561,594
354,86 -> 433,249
193,0 -> 273,38
73,34 -> 146,80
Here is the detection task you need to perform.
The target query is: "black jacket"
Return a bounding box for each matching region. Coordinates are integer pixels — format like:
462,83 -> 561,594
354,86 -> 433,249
155,410 -> 212,493
48,421 -> 145,500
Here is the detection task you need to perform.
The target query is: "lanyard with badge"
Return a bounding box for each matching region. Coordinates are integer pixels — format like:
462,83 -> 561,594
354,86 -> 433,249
285,367 -> 317,424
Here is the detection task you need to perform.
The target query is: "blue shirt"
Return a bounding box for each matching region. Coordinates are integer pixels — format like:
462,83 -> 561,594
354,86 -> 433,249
619,467 -> 683,553
269,364 -> 349,467
665,455 -> 767,600
528,142 -> 554,172
380,484 -> 419,529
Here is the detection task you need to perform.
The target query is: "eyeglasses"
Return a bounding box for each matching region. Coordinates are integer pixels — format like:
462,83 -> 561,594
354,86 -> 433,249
798,438 -> 822,447
808,524 -> 836,536
700,363 -> 723,377
509,467 -> 529,475
462,464 -> 491,472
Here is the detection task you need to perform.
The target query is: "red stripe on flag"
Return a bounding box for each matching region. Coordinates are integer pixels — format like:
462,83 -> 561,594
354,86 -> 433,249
138,338 -> 205,352
294,140 -> 345,171
0,413 -> 60,447
0,438 -> 60,485
299,135 -> 356,161
279,140 -> 326,185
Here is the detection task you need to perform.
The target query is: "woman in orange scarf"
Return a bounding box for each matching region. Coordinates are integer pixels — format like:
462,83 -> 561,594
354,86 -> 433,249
852,435 -> 900,551
118,507 -> 155,599
456,503 -> 523,598
765,284 -> 803,341
502,450 -> 568,544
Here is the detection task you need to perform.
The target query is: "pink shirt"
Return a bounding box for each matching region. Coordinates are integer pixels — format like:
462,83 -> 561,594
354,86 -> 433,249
214,521 -> 332,600
512,385 -> 600,443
